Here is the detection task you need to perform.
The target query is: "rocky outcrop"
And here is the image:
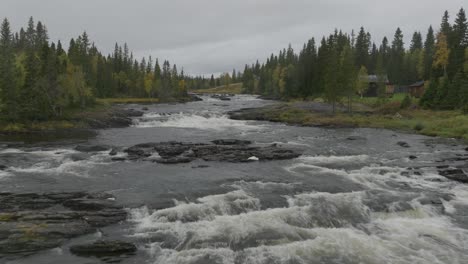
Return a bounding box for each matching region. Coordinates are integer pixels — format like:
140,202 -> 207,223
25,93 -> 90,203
0,192 -> 126,256
188,94 -> 203,102
122,140 -> 301,164
70,240 -> 136,257
439,169 -> 468,183
86,108 -> 144,129
211,94 -> 232,101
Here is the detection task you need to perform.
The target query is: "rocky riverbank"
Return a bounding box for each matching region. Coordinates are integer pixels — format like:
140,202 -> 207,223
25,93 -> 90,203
0,192 -> 127,257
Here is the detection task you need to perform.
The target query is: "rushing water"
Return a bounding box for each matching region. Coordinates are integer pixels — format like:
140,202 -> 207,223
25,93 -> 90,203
1,95 -> 468,264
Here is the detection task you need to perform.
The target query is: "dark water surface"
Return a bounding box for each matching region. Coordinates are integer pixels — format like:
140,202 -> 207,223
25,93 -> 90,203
1,95 -> 468,264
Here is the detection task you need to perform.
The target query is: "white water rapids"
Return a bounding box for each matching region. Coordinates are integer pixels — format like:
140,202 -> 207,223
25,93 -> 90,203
1,95 -> 468,264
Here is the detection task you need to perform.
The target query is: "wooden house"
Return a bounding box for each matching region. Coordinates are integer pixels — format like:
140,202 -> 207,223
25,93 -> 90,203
361,75 -> 393,97
409,81 -> 425,98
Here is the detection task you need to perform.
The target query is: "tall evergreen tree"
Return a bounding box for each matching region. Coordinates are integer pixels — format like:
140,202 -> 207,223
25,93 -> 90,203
389,27 -> 405,84
0,18 -> 17,120
423,26 -> 436,79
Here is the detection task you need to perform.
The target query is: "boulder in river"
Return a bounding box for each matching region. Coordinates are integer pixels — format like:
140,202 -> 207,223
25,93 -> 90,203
123,140 -> 301,164
439,169 -> 468,183
397,141 -> 411,148
70,240 -> 137,257
0,192 -> 126,256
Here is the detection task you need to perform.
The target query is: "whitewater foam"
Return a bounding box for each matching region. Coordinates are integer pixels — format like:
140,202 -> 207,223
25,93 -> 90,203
133,112 -> 263,131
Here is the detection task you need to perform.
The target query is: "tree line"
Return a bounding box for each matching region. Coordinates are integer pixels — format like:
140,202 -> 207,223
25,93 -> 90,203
0,17 -> 216,122
241,8 -> 468,112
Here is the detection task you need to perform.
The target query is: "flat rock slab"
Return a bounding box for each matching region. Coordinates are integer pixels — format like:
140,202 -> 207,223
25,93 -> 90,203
70,240 -> 137,257
0,192 -> 126,256
123,140 -> 301,164
439,169 -> 468,183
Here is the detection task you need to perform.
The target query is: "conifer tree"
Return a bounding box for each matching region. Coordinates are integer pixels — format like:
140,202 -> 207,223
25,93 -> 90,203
0,18 -> 17,120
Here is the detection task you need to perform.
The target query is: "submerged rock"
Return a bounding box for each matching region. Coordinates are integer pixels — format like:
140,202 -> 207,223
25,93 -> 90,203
0,192 -> 126,256
70,240 -> 136,257
397,141 -> 411,148
75,144 -> 111,152
346,136 -> 366,141
122,140 -> 301,164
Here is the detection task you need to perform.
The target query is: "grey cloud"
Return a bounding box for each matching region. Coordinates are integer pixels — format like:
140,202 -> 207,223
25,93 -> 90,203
1,0 -> 466,75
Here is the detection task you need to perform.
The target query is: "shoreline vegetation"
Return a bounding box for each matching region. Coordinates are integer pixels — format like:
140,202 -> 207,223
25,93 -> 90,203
229,94 -> 468,141
0,95 -> 197,134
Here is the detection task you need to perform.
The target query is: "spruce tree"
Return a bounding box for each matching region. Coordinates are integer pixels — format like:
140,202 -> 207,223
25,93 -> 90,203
389,28 -> 405,84
355,27 -> 369,68
423,26 -> 436,80
0,18 -> 17,120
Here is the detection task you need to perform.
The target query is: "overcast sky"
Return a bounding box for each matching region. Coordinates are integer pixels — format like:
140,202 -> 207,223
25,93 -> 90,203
1,0 -> 466,76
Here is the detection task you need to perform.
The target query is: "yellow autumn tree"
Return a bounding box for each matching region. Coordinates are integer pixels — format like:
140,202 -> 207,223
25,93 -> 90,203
433,32 -> 450,76
355,66 -> 368,98
144,73 -> 154,98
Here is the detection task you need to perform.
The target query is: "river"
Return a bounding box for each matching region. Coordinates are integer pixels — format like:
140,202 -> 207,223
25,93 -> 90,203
1,95 -> 468,264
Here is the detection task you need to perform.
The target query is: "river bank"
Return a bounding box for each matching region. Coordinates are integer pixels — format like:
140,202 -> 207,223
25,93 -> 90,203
0,95 -> 202,136
1,94 -> 468,264
229,100 -> 468,140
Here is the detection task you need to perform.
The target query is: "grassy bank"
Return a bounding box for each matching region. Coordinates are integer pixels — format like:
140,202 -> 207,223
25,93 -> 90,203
232,95 -> 468,140
279,107 -> 468,140
192,83 -> 244,94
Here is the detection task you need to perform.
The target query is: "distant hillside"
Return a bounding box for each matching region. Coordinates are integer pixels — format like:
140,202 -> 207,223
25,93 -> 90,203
192,83 -> 244,94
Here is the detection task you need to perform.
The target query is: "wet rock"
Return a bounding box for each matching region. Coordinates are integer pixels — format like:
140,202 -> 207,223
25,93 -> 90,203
70,240 -> 136,257
0,192 -> 126,256
192,165 -> 210,169
212,139 -> 252,145
120,109 -> 144,117
63,198 -> 122,211
188,94 -> 203,101
439,169 -> 468,183
346,136 -> 366,141
397,141 -> 410,148
142,107 -> 149,111
210,94 -> 232,101
108,148 -> 118,156
409,155 -> 418,160
123,141 -> 301,164
75,145 -> 110,152
0,164 -> 7,170
465,147 -> 468,151
111,157 -> 126,161
86,108 -> 143,129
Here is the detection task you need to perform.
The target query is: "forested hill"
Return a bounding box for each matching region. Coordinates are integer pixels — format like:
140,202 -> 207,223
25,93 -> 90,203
0,17 -> 214,122
240,8 -> 468,112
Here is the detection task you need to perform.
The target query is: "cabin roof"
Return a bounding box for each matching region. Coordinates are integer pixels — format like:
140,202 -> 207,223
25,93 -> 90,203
360,75 -> 389,83
409,81 -> 425,87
